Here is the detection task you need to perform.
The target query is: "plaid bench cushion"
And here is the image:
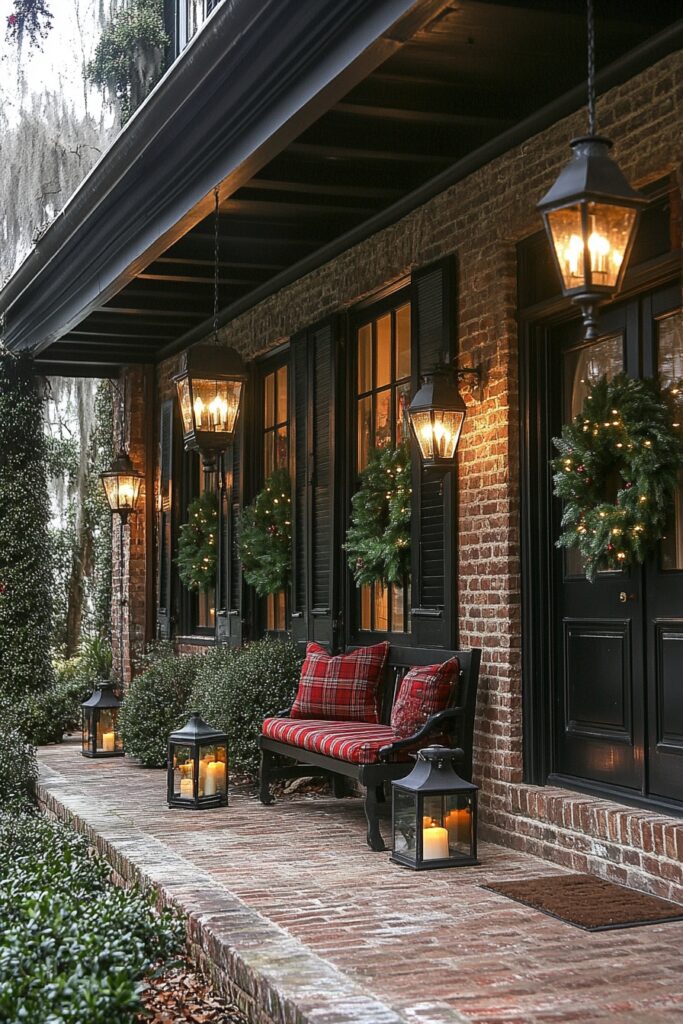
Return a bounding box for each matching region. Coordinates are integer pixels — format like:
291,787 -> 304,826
261,717 -> 415,765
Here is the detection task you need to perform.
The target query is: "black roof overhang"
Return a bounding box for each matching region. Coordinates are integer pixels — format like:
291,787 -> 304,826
1,0 -> 434,363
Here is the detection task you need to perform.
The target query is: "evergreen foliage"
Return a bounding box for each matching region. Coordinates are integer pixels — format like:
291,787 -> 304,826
191,638 -> 303,775
5,0 -> 53,48
238,468 -> 292,596
0,351 -> 54,699
345,442 -> 412,587
177,491 -> 219,592
83,380 -> 114,638
552,373 -> 683,581
87,0 -> 169,123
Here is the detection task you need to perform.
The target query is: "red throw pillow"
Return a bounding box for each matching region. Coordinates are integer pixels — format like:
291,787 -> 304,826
290,642 -> 389,722
390,658 -> 460,739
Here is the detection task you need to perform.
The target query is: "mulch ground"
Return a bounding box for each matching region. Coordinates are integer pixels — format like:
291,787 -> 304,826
138,959 -> 251,1023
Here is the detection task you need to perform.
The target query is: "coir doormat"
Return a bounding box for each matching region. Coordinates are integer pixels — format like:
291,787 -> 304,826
482,873 -> 683,931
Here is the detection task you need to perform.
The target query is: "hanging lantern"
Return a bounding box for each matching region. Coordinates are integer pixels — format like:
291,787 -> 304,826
167,713 -> 228,809
537,2 -> 646,340
173,344 -> 246,469
82,681 -> 123,758
408,365 -> 480,470
100,451 -> 143,520
391,746 -> 478,870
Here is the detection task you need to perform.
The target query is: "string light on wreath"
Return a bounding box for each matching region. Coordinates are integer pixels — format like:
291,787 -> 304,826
552,373 -> 683,580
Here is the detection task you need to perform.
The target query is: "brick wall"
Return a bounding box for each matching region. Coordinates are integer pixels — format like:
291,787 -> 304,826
127,51 -> 683,891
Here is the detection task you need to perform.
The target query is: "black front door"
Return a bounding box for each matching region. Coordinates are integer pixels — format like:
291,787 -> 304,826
548,283 -> 683,807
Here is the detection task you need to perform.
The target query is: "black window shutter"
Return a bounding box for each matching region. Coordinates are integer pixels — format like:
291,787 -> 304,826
410,257 -> 458,648
215,426 -> 244,645
157,399 -> 174,640
290,320 -> 341,650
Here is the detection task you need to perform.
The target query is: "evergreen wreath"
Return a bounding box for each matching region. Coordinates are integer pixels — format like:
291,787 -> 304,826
552,372 -> 683,581
238,468 -> 292,597
345,442 -> 412,588
177,491 -> 218,592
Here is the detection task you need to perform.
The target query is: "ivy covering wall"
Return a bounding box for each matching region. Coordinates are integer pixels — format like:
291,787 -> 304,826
0,351 -> 54,699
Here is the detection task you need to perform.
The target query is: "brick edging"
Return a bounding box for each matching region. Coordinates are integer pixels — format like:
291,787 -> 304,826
36,768 -> 470,1024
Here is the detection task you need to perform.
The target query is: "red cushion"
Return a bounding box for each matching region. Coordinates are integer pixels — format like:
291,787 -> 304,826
290,642 -> 389,722
262,717 -> 413,764
390,658 -> 459,739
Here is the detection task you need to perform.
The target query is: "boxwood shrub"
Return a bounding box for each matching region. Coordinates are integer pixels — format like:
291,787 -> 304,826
0,703 -> 38,808
0,809 -> 184,1023
191,637 -> 302,775
119,643 -> 205,767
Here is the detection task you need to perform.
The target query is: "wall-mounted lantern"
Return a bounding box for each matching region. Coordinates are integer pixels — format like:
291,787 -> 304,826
408,364 -> 481,470
100,451 -> 143,520
173,344 -> 247,470
537,1 -> 646,340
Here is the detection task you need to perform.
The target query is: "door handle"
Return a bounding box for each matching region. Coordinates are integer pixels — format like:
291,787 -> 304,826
619,592 -> 636,603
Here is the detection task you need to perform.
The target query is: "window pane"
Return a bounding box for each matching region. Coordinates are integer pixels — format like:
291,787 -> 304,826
396,304 -> 411,380
374,583 -> 388,632
358,396 -> 372,472
396,381 -> 411,446
392,584 -> 405,633
375,389 -> 392,449
198,587 -> 215,628
275,426 -> 288,470
376,314 -> 391,388
358,324 -> 372,393
264,372 -> 275,429
658,311 -> 683,570
276,366 -> 288,425
264,431 -> 274,478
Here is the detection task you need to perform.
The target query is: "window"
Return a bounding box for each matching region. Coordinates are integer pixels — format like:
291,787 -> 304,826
196,460 -> 216,631
262,362 -> 289,631
354,298 -> 412,634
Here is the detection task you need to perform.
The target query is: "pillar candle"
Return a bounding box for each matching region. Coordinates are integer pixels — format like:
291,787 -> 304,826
203,761 -> 226,797
422,823 -> 449,860
180,778 -> 193,799
102,731 -> 115,752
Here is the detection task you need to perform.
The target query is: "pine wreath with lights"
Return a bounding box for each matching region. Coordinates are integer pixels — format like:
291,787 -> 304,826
177,491 -> 219,591
238,467 -> 292,597
345,442 -> 412,588
552,373 -> 683,581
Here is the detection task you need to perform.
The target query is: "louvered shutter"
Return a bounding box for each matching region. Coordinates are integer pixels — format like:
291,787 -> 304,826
410,257 -> 457,648
157,399 -> 174,640
290,320 -> 341,650
215,426 -> 244,645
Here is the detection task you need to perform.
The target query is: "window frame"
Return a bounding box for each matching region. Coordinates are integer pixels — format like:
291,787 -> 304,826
178,449 -> 217,638
346,284 -> 416,643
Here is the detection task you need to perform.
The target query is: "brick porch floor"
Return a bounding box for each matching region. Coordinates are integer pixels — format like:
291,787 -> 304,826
37,742 -> 683,1024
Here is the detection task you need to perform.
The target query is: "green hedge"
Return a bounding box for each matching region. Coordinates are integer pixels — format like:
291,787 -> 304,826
119,644 -> 205,767
0,706 -> 38,809
191,638 -> 302,775
0,809 -> 184,1023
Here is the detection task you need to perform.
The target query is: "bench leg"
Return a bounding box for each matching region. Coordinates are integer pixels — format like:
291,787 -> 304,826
363,785 -> 385,852
331,773 -> 346,798
259,747 -> 275,806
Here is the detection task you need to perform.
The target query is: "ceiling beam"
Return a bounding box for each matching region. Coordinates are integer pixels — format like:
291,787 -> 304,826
333,100 -> 512,130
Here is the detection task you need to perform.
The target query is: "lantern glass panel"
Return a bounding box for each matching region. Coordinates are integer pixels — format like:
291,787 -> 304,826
190,378 -> 242,435
198,742 -> 227,798
411,409 -> 464,462
95,708 -> 122,753
102,473 -> 141,513
585,202 -> 636,290
172,744 -> 195,801
82,710 -> 92,753
177,376 -> 194,434
392,788 -> 418,866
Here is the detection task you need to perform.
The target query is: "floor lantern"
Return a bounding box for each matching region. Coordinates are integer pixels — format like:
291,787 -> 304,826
82,681 -> 124,758
168,713 -> 228,809
391,746 -> 478,869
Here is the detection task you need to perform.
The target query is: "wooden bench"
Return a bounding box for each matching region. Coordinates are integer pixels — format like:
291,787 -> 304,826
258,645 -> 481,851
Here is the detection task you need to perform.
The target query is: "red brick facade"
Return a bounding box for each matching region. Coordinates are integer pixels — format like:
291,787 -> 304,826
118,51 -> 683,894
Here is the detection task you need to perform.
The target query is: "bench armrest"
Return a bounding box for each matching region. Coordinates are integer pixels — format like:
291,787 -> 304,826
378,706 -> 465,761
275,707 -> 293,718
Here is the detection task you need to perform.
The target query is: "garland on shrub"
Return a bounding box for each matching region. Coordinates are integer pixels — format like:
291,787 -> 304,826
345,442 -> 412,587
552,373 -> 683,581
238,468 -> 292,597
177,492 -> 218,592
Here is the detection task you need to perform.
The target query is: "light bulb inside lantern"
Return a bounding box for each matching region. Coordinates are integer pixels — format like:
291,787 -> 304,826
194,396 -> 205,428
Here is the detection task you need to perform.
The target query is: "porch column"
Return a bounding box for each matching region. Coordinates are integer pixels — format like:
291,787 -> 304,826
112,365 -> 155,686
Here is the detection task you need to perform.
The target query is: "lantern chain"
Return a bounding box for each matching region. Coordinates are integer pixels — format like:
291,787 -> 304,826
586,0 -> 596,137
213,186 -> 220,342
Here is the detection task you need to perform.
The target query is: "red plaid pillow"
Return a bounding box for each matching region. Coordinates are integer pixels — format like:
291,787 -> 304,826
290,642 -> 389,722
390,658 -> 459,739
